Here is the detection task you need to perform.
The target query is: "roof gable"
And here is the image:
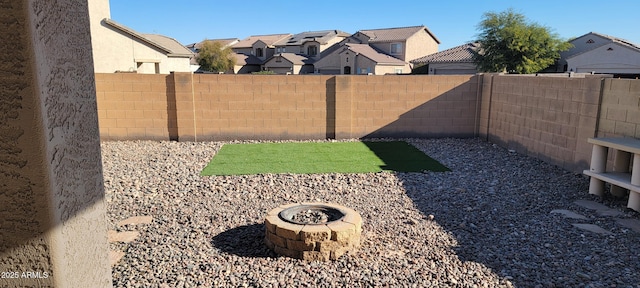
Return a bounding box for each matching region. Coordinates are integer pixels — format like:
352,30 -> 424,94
357,25 -> 440,44
104,18 -> 194,57
265,53 -> 312,65
274,30 -> 351,46
232,34 -> 292,48
341,43 -> 405,65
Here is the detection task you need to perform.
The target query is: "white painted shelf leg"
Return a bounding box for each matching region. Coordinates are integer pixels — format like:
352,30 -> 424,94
627,154 -> 640,211
588,144 -> 607,196
611,150 -> 631,197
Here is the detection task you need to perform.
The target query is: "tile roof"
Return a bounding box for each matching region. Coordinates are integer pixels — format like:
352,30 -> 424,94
104,19 -> 192,57
189,38 -> 239,50
342,43 -> 406,65
411,42 -> 480,64
272,53 -> 313,65
358,25 -> 440,44
234,53 -> 263,65
273,30 -> 351,46
232,34 -> 292,48
143,34 -> 194,56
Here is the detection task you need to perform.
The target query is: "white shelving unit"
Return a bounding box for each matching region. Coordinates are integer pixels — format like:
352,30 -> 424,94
583,137 -> 640,211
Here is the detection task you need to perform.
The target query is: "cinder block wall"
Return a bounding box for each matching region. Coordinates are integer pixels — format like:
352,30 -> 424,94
194,74 -> 333,141
96,73 -> 479,141
95,72 -> 640,173
96,73 -> 174,140
598,79 -> 640,138
349,75 -> 480,138
481,75 -> 602,172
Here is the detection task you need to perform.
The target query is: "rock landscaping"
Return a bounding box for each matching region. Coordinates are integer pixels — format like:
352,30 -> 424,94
103,138 -> 640,287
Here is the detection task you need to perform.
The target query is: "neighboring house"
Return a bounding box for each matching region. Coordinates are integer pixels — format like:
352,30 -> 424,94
88,0 -> 193,74
312,37 -> 362,74
353,25 -> 440,62
262,53 -> 314,74
261,30 -> 351,74
231,34 -> 292,62
560,32 -> 640,76
272,30 -> 350,59
410,42 -> 480,75
314,25 -> 439,75
232,53 -> 263,74
339,43 -> 409,75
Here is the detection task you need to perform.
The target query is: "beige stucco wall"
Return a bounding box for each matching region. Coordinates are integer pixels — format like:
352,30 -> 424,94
567,43 -> 640,74
314,48 -> 343,74
405,30 -> 439,62
339,53 -> 408,75
374,64 -> 410,75
88,0 -> 190,74
1,0 -> 111,287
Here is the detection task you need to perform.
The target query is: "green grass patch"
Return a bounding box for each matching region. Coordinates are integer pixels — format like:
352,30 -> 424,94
200,141 -> 449,176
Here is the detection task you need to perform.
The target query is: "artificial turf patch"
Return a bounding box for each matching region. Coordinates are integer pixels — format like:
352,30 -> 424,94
200,141 -> 450,176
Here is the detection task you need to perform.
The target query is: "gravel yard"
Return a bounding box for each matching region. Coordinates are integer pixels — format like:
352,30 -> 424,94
103,138 -> 640,287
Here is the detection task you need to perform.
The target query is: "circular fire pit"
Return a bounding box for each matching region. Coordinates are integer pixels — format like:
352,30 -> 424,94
264,203 -> 362,261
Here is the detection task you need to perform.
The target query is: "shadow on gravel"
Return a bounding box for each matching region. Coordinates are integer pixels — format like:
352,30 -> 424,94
395,142 -> 640,287
211,223 -> 277,258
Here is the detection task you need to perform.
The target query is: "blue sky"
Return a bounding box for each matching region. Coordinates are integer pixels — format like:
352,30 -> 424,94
109,0 -> 640,50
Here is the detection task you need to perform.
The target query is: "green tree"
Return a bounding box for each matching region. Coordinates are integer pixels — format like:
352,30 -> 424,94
473,9 -> 572,74
196,40 -> 236,73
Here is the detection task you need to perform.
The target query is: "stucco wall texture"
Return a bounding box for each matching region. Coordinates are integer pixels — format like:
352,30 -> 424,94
1,1 -> 111,287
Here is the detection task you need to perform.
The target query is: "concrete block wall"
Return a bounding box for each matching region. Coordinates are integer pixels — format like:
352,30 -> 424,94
94,72 -> 640,173
96,73 -> 174,140
349,75 -> 479,138
192,74 -> 332,141
598,79 -> 640,138
96,73 -> 478,141
482,75 -> 602,172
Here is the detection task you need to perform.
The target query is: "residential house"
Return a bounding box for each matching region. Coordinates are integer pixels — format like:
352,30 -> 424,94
410,42 -> 480,75
314,25 -> 440,75
259,30 -> 350,74
312,37 -> 362,74
339,43 -> 409,75
272,30 -> 350,59
262,53 -> 314,74
353,25 -> 440,62
561,32 -> 640,76
232,53 -> 263,74
88,0 -> 193,74
231,34 -> 292,62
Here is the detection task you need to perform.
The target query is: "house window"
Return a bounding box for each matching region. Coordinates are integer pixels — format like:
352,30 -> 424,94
256,48 -> 263,57
307,45 -> 318,56
360,68 -> 368,74
395,68 -> 403,74
275,56 -> 282,62
390,43 -> 402,55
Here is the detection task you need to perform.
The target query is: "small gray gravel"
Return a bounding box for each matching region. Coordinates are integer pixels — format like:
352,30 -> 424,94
102,138 -> 640,287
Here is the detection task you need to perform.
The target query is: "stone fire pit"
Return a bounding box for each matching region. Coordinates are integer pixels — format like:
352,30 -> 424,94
264,203 -> 362,261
